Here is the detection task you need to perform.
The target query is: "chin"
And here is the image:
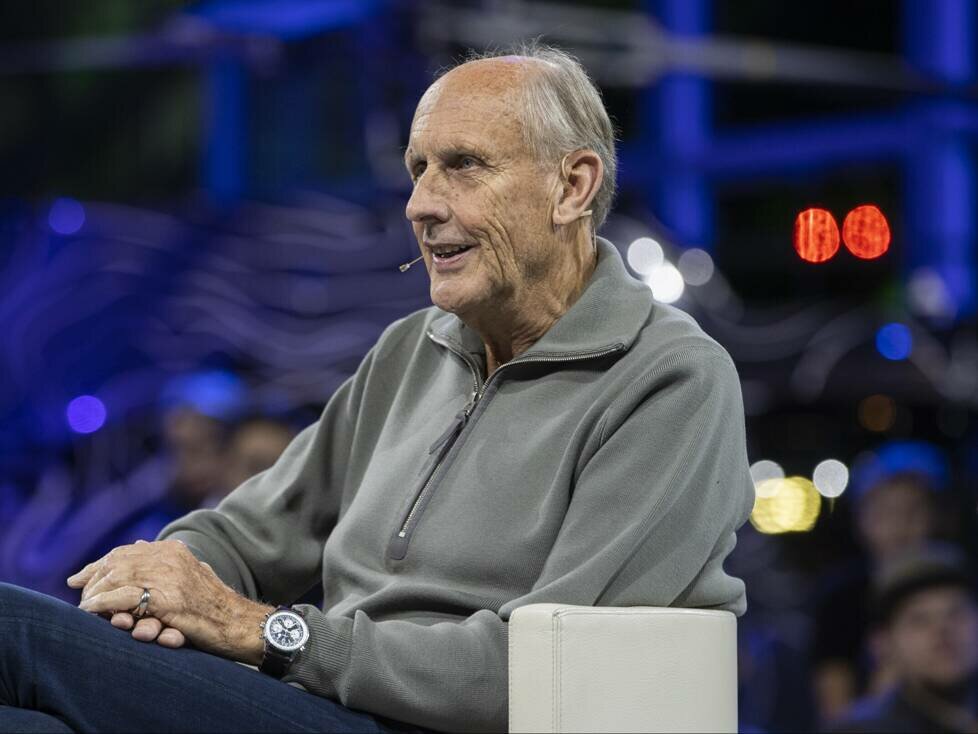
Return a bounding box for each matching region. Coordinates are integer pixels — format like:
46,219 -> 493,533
430,283 -> 482,316
918,665 -> 969,688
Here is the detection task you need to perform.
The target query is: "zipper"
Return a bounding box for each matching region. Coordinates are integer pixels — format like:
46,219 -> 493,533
387,336 -> 626,560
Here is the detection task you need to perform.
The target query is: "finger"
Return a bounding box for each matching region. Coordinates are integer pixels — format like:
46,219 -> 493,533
132,617 -> 163,642
157,628 -> 186,648
71,543 -> 143,590
79,562 -> 113,601
82,565 -> 140,603
80,586 -> 145,616
82,555 -> 155,603
111,612 -> 135,630
67,558 -> 103,588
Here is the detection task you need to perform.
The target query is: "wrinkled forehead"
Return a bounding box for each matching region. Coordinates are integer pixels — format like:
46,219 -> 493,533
407,59 -> 531,158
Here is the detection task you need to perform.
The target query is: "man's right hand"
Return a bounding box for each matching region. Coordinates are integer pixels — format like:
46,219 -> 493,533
109,611 -> 187,648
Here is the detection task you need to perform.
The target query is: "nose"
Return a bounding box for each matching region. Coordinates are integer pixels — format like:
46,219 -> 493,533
405,171 -> 450,226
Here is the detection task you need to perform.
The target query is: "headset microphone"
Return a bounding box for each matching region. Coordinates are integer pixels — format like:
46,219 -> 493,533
398,255 -> 424,272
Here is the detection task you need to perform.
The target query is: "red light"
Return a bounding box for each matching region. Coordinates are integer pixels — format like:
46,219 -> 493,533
794,208 -> 840,263
843,205 -> 890,259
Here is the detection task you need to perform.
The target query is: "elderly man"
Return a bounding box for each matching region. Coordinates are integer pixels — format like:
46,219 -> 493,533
0,44 -> 753,733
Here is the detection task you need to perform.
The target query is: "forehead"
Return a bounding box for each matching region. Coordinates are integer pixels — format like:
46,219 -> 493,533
895,585 -> 973,619
406,60 -> 529,159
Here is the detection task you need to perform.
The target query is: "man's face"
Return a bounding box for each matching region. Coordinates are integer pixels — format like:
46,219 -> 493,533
164,407 -> 225,502
884,587 -> 978,688
404,60 -> 559,318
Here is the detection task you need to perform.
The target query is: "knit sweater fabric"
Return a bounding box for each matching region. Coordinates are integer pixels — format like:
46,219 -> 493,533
158,236 -> 755,732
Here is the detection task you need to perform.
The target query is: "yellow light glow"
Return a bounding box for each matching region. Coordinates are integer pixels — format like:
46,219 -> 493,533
750,476 -> 821,534
750,459 -> 785,496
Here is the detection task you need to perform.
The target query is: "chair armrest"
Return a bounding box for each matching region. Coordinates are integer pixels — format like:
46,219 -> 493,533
508,603 -> 737,733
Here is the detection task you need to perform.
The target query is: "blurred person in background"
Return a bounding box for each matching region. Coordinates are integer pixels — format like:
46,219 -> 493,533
159,405 -> 230,513
121,410 -> 296,546
222,417 -> 297,492
0,406 -> 294,605
813,442 -> 953,724
828,544 -> 978,733
0,405 -> 231,602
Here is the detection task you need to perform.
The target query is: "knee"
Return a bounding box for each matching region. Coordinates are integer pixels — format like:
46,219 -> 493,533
0,582 -> 32,611
0,582 -> 66,620
0,706 -> 75,733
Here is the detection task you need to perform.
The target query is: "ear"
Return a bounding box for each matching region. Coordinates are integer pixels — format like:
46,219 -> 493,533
552,149 -> 603,227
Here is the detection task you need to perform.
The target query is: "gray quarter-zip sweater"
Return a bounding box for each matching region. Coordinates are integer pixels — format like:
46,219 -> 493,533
158,236 -> 755,733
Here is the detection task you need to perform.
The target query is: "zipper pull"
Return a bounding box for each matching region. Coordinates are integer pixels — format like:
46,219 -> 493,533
428,392 -> 479,455
428,410 -> 466,455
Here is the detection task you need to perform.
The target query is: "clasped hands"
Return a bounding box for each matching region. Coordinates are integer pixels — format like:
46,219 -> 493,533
67,539 -> 269,665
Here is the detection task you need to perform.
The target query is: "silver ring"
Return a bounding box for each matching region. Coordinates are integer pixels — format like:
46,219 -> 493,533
133,588 -> 150,619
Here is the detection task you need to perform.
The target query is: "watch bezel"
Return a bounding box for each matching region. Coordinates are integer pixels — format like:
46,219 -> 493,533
263,608 -> 309,653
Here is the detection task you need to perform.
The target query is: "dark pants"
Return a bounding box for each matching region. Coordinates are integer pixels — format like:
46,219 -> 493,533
0,583 -> 425,733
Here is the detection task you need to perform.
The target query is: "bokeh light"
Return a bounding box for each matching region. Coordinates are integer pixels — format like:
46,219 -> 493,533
793,207 -> 839,263
908,267 -> 953,318
858,394 -> 897,432
875,322 -> 912,360
750,476 -> 821,534
645,263 -> 685,303
677,248 -> 715,286
849,440 -> 951,499
750,459 -> 785,498
161,370 -> 245,420
842,204 -> 890,259
48,197 -> 86,235
812,458 -> 849,498
626,237 -> 664,275
66,395 -> 107,434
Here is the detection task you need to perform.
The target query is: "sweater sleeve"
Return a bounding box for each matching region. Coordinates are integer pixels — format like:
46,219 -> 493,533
155,339 -> 380,602
281,344 -> 755,733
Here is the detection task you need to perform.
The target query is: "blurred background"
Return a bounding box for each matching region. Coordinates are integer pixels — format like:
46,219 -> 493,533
1,1 -> 976,731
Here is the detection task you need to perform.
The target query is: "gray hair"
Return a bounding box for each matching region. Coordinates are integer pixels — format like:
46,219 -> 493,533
445,41 -> 618,230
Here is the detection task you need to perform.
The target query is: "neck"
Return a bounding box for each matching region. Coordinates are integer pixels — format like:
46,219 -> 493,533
468,229 -> 596,376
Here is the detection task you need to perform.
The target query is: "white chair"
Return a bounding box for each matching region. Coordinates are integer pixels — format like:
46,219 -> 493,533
508,604 -> 738,733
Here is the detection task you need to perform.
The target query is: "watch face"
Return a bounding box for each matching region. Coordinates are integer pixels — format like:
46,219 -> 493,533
265,610 -> 309,652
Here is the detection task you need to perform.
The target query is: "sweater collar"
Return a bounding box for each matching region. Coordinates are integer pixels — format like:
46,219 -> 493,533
427,236 -> 653,359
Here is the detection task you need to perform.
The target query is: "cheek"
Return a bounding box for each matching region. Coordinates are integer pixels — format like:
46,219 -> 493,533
955,613 -> 978,652
891,630 -> 926,664
457,189 -> 516,258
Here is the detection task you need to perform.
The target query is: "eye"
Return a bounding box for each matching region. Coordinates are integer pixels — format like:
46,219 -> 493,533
459,156 -> 478,170
410,161 -> 426,182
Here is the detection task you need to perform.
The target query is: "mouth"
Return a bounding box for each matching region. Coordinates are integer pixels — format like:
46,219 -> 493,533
427,243 -> 477,268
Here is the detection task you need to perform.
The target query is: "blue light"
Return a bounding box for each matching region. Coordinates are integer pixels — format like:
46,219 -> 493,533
66,395 -> 107,434
190,0 -> 379,40
48,198 -> 86,235
850,440 -> 950,500
875,323 -> 913,360
162,370 -> 245,420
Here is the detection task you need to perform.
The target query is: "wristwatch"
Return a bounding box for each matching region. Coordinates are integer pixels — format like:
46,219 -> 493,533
259,606 -> 309,679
